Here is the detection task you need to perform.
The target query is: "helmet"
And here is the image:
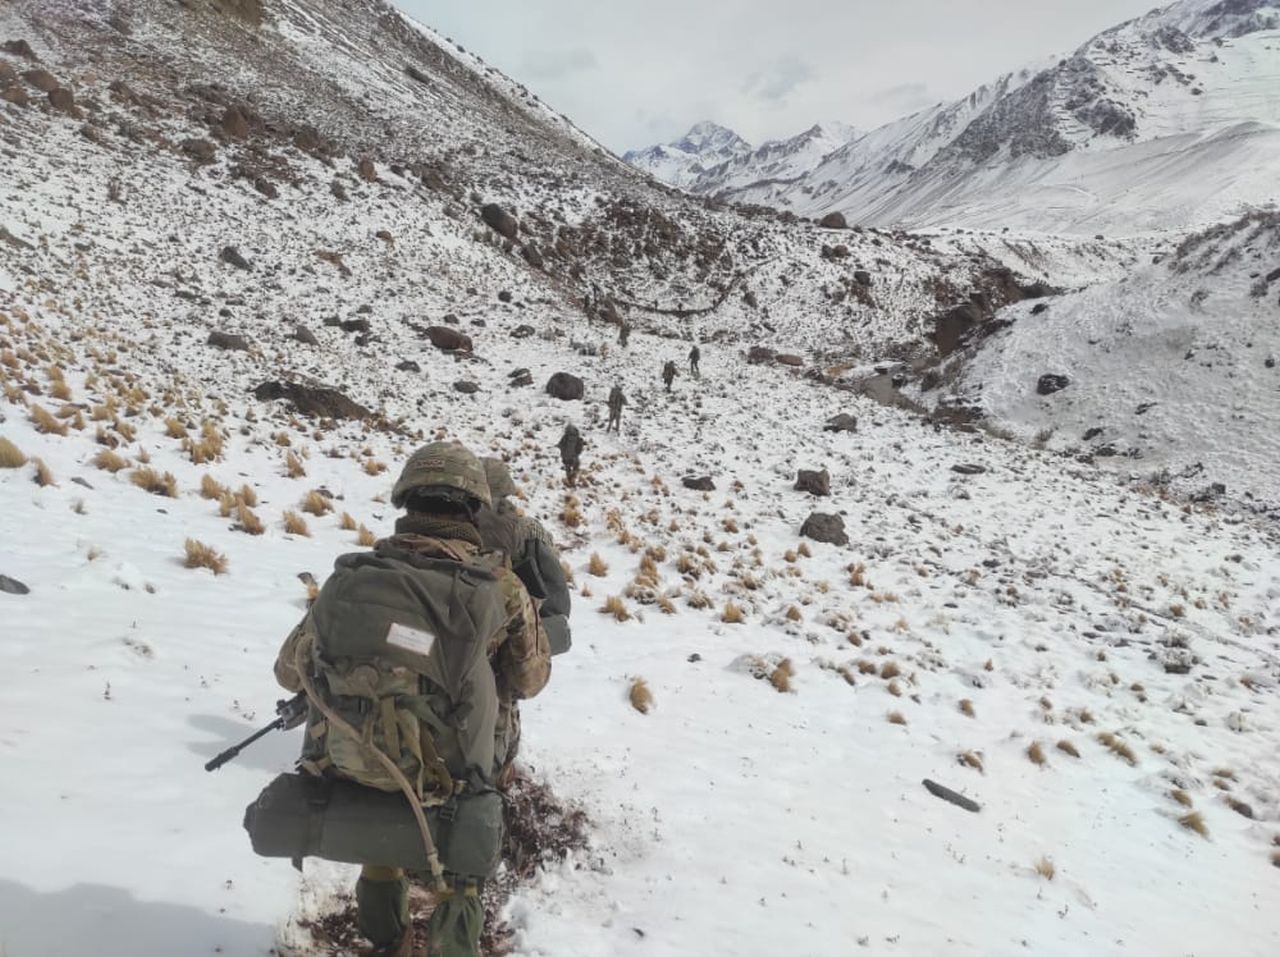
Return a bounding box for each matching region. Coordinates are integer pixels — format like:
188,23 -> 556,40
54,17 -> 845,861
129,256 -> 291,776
391,441 -> 492,510
482,457 -> 518,501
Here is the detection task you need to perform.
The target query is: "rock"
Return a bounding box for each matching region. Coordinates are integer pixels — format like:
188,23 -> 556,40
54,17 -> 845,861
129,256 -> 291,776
508,368 -> 533,388
545,372 -> 584,401
1083,427 -> 1104,441
747,346 -> 775,365
853,270 -> 872,287
71,477 -> 94,490
181,138 -> 217,163
481,204 -> 519,241
375,229 -> 393,244
1031,303 -> 1050,316
22,69 -> 58,92
522,243 -> 544,269
1,85 -> 29,107
470,318 -> 486,328
1227,800 -> 1254,819
0,573 -> 30,595
951,464 -> 987,476
823,414 -> 858,433
801,512 -> 848,547
453,380 -> 479,394
331,180 -> 348,202
253,177 -> 278,199
1265,266 -> 1280,284
207,331 -> 250,351
425,326 -> 472,353
497,290 -> 513,304
682,475 -> 716,492
922,779 -> 981,814
1135,402 -> 1158,416
340,318 -> 370,334
818,211 -> 848,230
820,244 -> 849,261
2,39 -> 38,61
221,106 -> 250,140
357,157 -> 378,182
932,302 -> 985,356
252,381 -> 372,421
511,324 -> 535,339
1037,374 -> 1071,396
441,313 -> 458,325
395,360 -> 421,373
219,245 -> 251,270
776,354 -> 804,367
794,469 -> 831,497
47,87 -> 76,114
1266,356 -> 1276,369
293,325 -> 319,346
0,61 -> 15,86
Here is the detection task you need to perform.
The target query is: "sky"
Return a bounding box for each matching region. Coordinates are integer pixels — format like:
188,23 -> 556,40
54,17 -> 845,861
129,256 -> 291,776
400,0 -> 1166,153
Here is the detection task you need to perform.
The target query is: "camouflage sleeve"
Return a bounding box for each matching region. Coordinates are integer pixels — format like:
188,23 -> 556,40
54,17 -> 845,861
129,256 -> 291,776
273,615 -> 311,693
492,569 -> 551,701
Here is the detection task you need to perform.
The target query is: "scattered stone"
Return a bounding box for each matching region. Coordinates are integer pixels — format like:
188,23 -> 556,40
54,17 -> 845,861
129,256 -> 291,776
818,211 -> 848,230
0,574 -> 30,596
545,372 -> 584,401
71,477 -> 94,490
395,360 -> 421,373
1031,303 -> 1050,316
951,464 -> 987,476
340,318 -> 370,334
1,85 -> 29,107
1136,402 -> 1158,415
356,157 -> 377,182
21,68 -> 58,92
682,475 -> 716,492
508,368 -> 533,388
221,106 -> 250,140
331,180 -> 348,202
800,512 -> 848,547
497,290 -> 513,304
181,138 -> 217,164
522,243 -> 544,269
776,354 -> 805,367
1266,356 -> 1276,369
207,331 -> 250,352
219,245 -> 251,270
821,244 -> 849,261
375,230 -> 394,244
253,177 -> 278,200
453,380 -> 479,394
747,346 -> 775,364
823,413 -> 858,433
1037,374 -> 1071,396
442,313 -> 459,325
425,326 -> 472,353
1083,427 -> 1104,441
252,381 -> 372,421
481,204 -> 519,241
794,469 -> 831,497
922,779 -> 981,814
47,87 -> 76,114
853,270 -> 872,287
2,40 -> 38,61
294,325 -> 319,346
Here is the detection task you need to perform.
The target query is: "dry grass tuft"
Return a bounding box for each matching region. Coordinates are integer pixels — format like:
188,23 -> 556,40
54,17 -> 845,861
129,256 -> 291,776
848,561 -> 868,587
30,404 -> 68,436
797,542 -> 811,559
164,417 -> 189,440
628,678 -> 653,714
236,502 -> 265,536
560,495 -> 582,528
339,512 -> 358,531
959,698 -> 976,718
1178,811 -> 1209,839
32,457 -> 54,487
887,711 -> 907,726
285,451 -> 306,479
656,594 -> 677,615
1027,741 -> 1047,766
1272,850 -> 1280,869
238,484 -> 259,508
0,436 -> 27,469
769,659 -> 794,694
357,525 -> 377,547
785,604 -> 802,622
958,751 -> 984,773
364,459 -> 387,476
131,466 -> 178,498
200,474 -> 228,500
1225,797 -> 1254,819
1097,731 -> 1138,766
1034,857 -> 1056,881
301,490 -> 333,516
184,539 -> 228,575
273,430 -> 292,447
600,595 -> 631,622
1170,789 -> 1194,808
282,510 -> 310,537
305,580 -> 320,605
1056,740 -> 1081,758
880,661 -> 901,680
721,601 -> 746,624
587,552 -> 609,577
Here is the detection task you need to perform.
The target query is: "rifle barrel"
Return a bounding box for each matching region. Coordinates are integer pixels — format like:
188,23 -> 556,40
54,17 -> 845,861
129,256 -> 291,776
204,717 -> 284,772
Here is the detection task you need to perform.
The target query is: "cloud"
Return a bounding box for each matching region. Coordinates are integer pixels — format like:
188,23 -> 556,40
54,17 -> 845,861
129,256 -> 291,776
866,81 -> 935,111
521,48 -> 599,81
741,54 -> 814,104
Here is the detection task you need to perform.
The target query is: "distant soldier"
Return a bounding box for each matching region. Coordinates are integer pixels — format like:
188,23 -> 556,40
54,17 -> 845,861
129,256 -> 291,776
618,323 -> 631,347
557,424 -> 585,486
662,359 -> 678,393
606,385 -> 626,433
689,344 -> 701,378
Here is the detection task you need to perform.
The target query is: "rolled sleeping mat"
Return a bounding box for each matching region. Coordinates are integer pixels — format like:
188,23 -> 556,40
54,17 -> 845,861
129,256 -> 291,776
243,773 -> 503,879
541,613 -> 572,657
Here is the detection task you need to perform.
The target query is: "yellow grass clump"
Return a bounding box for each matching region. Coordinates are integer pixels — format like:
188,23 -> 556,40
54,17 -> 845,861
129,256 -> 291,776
628,678 -> 653,714
1178,811 -> 1209,839
1034,857 -> 1055,881
1097,732 -> 1138,766
236,503 -> 265,536
285,451 -> 306,478
93,448 -> 129,473
1027,741 -> 1047,766
721,601 -> 746,624
200,474 -> 228,500
357,524 -> 377,547
600,595 -> 631,622
797,542 -> 811,559
0,436 -> 27,468
880,661 -> 901,680
30,404 -> 68,436
785,604 -> 802,622
339,512 -> 358,531
1170,789 -> 1193,808
164,417 -> 189,440
887,711 -> 907,726
364,459 -> 387,476
769,659 -> 794,694
959,751 -> 984,773
560,495 -> 582,528
959,698 -> 976,718
1057,740 -> 1081,758
587,552 -> 609,577
282,510 -> 310,536
656,594 -> 677,615
32,457 -> 54,487
184,539 -> 228,575
238,484 -> 259,507
131,466 -> 178,498
301,490 -> 334,516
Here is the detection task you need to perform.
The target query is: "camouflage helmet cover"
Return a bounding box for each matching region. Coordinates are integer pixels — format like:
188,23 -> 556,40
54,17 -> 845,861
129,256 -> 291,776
392,441 -> 492,510
482,457 -> 519,500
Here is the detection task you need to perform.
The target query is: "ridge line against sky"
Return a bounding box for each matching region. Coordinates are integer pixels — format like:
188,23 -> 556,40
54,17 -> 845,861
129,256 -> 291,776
401,0 -> 1165,153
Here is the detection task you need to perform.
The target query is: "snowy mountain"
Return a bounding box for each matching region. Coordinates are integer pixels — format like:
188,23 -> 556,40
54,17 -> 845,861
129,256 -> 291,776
632,0 -> 1280,234
621,121 -> 754,189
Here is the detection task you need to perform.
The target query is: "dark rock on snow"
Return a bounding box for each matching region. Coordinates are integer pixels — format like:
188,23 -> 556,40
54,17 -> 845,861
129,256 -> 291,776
818,211 -> 848,230
253,381 -> 372,421
395,360 -> 421,373
0,574 -> 31,596
425,326 -> 473,353
453,380 -> 479,394
219,245 -> 251,270
511,324 -> 535,339
481,204 -> 519,241
207,331 -> 250,351
682,475 -> 716,492
794,469 -> 831,497
293,325 -> 319,346
824,413 -> 858,433
545,372 -> 584,401
800,512 -> 848,547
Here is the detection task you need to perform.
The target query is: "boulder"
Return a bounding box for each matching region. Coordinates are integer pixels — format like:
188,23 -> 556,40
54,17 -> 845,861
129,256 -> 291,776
395,360 -> 421,373
1037,374 -> 1070,396
481,204 -> 519,241
853,270 -> 873,287
252,381 -> 372,421
208,331 -> 250,352
340,318 -> 370,334
47,87 -> 76,114
219,245 -> 251,270
823,413 -> 858,433
293,325 -> 319,346
545,372 -> 584,401
800,512 -> 848,547
951,464 -> 987,476
508,368 -> 533,388
453,380 -> 479,394
22,69 -> 58,92
0,61 -> 15,86
2,40 -> 38,61
522,242 -> 544,269
181,138 -> 217,163
253,177 -> 278,200
357,157 -> 378,182
747,346 -> 775,365
795,469 -> 831,497
331,180 -> 348,202
0,573 -> 30,595
776,354 -> 805,367
221,106 -> 250,140
497,290 -> 513,304
1,85 -> 29,107
820,244 -> 849,261
682,475 -> 716,492
932,302 -> 985,356
818,211 -> 848,230
425,326 -> 472,353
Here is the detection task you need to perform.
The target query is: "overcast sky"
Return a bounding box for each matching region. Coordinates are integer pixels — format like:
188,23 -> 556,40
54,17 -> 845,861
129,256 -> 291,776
401,0 -> 1164,153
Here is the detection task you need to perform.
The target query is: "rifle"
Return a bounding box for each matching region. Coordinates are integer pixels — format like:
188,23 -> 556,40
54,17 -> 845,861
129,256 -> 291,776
204,692 -> 308,772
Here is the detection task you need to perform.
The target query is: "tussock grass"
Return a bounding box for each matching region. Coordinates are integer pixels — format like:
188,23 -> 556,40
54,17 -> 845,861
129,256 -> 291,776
301,490 -> 333,516
1097,732 -> 1138,766
32,457 -> 54,487
113,418 -> 136,443
164,417 -> 189,439
30,404 -> 68,436
856,660 -> 878,675
49,380 -> 72,401
848,562 -> 867,587
656,594 -> 677,615
200,474 -> 227,500
880,661 -> 901,680
958,751 -> 984,773
1056,740 -> 1080,758
1034,857 -> 1055,881
339,512 -> 358,531
628,678 -> 653,714
599,595 -> 631,622
1225,797 -> 1254,819
721,601 -> 746,624
797,542 -> 811,559
238,484 -> 259,507
184,539 -> 228,575
285,451 -> 306,479
0,436 -> 27,468
273,430 -> 292,447
236,503 -> 265,536
364,459 -> 387,476
785,604 -> 802,622
769,659 -> 794,694
887,680 -> 903,697
685,589 -> 711,610
959,698 -> 976,718
887,711 -> 907,726
560,494 -> 582,527
587,552 -> 609,577
1271,850 -> 1280,869
1027,741 -> 1047,766
282,510 -> 310,537
131,466 -> 178,498
1170,789 -> 1194,808
357,524 -> 377,547
1178,811 -> 1209,839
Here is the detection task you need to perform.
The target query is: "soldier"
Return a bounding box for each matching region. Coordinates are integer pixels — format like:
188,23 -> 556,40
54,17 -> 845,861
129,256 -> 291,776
689,344 -> 701,378
271,442 -> 550,957
557,423 -> 585,486
662,359 -> 678,393
618,322 -> 631,347
606,384 -> 626,433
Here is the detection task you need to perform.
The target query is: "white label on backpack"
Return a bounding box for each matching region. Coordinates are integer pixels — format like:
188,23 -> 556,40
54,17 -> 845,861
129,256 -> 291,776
386,622 -> 436,658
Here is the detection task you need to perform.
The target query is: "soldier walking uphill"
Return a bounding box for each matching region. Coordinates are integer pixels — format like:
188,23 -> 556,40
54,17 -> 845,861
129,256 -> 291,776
618,322 -> 631,347
689,344 -> 701,378
268,442 -> 550,957
606,384 -> 626,433
662,359 -> 678,393
557,423 -> 585,486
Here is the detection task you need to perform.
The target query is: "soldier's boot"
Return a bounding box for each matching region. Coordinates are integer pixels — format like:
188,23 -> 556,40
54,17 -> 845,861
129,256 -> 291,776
425,880 -> 484,957
357,866 -> 414,956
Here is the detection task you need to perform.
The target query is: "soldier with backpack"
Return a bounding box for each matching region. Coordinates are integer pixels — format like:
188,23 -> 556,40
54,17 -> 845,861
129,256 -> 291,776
689,344 -> 701,378
662,359 -> 678,392
606,384 -> 626,433
269,441 -> 550,957
557,423 -> 585,486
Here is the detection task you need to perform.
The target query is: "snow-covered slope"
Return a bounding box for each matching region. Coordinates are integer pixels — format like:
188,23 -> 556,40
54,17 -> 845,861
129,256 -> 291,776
621,121 -> 754,190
